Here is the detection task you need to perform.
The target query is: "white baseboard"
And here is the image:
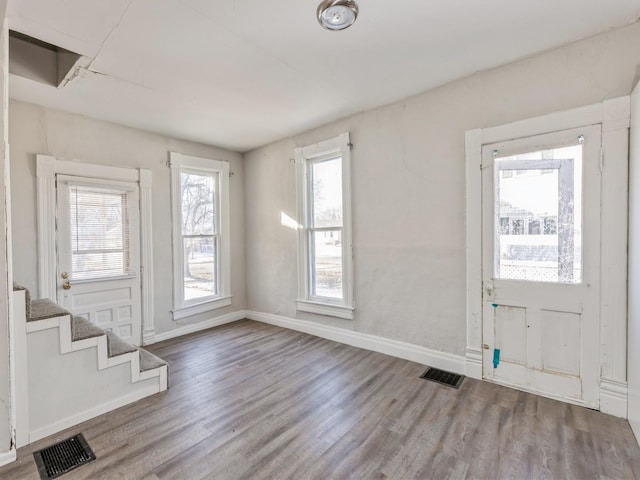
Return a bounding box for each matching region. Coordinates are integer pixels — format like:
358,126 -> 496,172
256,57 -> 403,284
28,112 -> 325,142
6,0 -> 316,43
465,347 -> 483,379
600,378 -> 628,418
145,310 -> 246,345
29,384 -> 161,443
245,310 -> 466,374
142,330 -> 156,345
0,449 -> 16,467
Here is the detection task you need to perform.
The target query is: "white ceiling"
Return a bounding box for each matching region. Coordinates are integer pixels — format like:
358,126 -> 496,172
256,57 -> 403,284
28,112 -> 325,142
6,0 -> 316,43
6,0 -> 640,152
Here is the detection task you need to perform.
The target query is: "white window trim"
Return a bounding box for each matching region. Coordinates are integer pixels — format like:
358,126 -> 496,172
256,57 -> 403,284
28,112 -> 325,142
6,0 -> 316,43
295,132 -> 354,320
170,152 -> 231,320
171,296 -> 232,320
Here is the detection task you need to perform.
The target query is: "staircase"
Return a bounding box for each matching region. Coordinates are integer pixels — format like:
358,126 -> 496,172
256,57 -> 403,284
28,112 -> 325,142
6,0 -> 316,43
13,285 -> 168,447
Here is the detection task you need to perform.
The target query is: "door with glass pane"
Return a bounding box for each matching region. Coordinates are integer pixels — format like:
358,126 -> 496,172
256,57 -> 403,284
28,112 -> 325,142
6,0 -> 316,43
481,125 -> 601,407
56,175 -> 142,346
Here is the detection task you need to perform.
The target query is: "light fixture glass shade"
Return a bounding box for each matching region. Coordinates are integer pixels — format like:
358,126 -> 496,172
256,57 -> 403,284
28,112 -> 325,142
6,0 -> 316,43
317,0 -> 359,31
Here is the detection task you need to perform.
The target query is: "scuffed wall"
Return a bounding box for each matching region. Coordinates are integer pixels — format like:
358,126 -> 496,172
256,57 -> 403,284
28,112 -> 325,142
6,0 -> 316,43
244,21 -> 640,356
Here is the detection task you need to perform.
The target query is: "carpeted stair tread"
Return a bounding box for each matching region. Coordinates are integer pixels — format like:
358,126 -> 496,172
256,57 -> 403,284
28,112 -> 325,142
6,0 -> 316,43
105,331 -> 137,358
139,348 -> 167,372
71,315 -> 105,341
13,283 -> 31,319
29,298 -> 71,322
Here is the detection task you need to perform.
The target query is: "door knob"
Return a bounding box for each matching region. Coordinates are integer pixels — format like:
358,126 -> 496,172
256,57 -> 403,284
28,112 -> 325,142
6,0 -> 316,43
61,272 -> 69,279
62,281 -> 71,290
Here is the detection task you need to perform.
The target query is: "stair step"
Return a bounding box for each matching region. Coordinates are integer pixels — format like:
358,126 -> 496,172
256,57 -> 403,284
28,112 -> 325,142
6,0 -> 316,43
71,315 -> 104,341
105,331 -> 137,358
13,283 -> 31,319
139,348 -> 167,372
29,299 -> 70,322
15,283 -> 169,375
14,283 -> 170,446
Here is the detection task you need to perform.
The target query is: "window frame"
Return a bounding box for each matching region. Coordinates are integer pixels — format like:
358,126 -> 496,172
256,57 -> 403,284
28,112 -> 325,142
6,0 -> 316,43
295,132 -> 354,319
170,152 -> 231,320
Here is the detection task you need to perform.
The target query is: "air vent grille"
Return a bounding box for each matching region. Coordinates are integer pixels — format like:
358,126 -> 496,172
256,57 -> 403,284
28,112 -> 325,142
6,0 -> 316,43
420,367 -> 464,388
33,433 -> 96,479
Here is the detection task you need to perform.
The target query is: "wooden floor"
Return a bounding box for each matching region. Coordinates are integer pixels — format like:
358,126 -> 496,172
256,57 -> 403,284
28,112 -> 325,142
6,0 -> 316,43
2,319 -> 640,479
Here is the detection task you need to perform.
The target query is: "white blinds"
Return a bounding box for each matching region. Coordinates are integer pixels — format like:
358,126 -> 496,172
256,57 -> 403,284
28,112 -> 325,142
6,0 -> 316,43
69,185 -> 132,280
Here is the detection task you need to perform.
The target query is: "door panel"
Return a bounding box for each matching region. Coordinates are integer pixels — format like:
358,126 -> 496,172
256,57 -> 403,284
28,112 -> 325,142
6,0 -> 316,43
56,175 -> 142,346
481,125 -> 601,407
494,306 -> 526,365
540,310 -> 580,376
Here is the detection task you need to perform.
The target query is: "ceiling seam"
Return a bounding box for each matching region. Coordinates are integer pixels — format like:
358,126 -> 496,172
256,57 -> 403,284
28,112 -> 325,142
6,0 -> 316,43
87,0 -> 136,73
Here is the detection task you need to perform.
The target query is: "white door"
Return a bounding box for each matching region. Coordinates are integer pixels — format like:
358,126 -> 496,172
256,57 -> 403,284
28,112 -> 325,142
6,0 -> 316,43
481,125 -> 601,408
56,175 -> 142,346
629,81 -> 640,438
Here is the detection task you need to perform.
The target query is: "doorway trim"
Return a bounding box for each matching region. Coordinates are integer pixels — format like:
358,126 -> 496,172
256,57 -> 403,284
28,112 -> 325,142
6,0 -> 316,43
465,97 -> 630,417
36,155 -> 156,343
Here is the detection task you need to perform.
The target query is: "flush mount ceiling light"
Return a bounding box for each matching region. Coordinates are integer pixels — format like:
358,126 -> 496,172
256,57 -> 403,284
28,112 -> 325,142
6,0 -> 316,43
317,0 -> 359,31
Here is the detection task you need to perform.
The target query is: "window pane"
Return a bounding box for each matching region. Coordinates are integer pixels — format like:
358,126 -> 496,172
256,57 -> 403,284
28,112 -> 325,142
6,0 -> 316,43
181,172 -> 216,235
183,237 -> 217,301
495,144 -> 582,283
69,186 -> 130,280
311,230 -> 342,299
311,157 -> 342,228
73,253 -> 125,279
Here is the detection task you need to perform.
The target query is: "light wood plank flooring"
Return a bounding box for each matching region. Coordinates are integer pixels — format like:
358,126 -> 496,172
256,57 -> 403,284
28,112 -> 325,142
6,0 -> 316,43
2,319 -> 639,479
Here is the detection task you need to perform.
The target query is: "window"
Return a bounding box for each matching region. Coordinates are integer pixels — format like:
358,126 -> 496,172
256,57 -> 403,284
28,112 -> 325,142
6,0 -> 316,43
528,219 -> 541,235
69,185 -> 133,280
170,152 -> 231,319
543,216 -> 558,235
493,144 -> 583,283
295,133 -> 354,319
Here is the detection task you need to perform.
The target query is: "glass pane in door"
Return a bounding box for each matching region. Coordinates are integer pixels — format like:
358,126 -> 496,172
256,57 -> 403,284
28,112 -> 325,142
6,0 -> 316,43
494,144 -> 583,283
69,186 -> 131,280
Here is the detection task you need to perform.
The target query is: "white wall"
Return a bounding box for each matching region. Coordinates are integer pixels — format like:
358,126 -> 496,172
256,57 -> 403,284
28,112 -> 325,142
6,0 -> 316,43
244,21 -> 640,356
629,80 -> 640,440
9,101 -> 246,337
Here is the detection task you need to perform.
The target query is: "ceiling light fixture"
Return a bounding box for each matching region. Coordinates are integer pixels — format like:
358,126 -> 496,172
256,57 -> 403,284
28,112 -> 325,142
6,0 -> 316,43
317,0 -> 359,31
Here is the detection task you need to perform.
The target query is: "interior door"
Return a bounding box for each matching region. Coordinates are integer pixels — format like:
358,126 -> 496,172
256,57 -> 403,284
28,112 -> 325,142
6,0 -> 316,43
481,125 -> 601,407
56,175 -> 142,346
629,81 -> 640,439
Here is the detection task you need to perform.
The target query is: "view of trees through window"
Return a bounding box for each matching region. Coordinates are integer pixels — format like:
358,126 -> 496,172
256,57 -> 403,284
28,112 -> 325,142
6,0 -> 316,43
181,171 -> 217,301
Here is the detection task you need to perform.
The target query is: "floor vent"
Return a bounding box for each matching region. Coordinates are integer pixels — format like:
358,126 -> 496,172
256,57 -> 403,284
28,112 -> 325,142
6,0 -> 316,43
420,367 -> 464,389
33,433 -> 96,480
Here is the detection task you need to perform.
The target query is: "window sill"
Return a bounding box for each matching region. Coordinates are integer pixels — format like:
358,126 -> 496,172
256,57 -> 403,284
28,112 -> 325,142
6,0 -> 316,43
172,296 -> 232,320
296,300 -> 354,320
